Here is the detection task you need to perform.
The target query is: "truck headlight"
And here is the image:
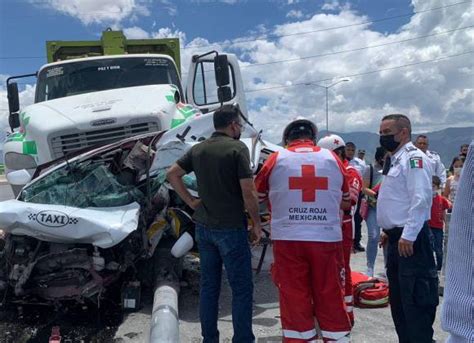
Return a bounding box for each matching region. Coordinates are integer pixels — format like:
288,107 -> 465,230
4,152 -> 37,170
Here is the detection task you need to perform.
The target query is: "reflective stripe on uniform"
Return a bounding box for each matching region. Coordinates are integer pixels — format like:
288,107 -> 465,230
283,328 -> 317,339
344,295 -> 353,302
346,306 -> 353,312
321,330 -> 351,340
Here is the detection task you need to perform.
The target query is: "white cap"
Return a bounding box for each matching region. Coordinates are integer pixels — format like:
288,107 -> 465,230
317,134 -> 345,151
171,232 -> 194,258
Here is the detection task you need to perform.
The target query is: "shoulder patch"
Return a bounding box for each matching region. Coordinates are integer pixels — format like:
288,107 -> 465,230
405,145 -> 417,152
429,150 -> 439,155
409,157 -> 423,169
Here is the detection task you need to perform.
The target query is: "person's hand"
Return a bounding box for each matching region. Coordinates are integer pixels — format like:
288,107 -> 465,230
249,224 -> 262,246
379,232 -> 388,248
398,238 -> 414,257
189,198 -> 201,210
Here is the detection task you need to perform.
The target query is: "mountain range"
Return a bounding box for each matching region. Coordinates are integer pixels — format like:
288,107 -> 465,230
1,127 -> 472,167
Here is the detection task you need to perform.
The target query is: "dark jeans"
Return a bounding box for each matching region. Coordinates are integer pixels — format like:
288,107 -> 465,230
385,223 -> 439,343
196,224 -> 255,343
354,197 -> 363,246
429,227 -> 443,271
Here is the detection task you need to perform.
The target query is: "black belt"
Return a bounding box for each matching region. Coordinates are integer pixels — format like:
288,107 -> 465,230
383,227 -> 403,235
343,210 -> 351,216
383,227 -> 404,243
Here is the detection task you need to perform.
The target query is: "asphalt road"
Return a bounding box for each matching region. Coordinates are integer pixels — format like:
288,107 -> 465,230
0,184 -> 450,343
115,235 -> 450,343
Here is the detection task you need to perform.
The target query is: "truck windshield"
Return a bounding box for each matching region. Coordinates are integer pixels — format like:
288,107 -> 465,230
35,57 -> 182,102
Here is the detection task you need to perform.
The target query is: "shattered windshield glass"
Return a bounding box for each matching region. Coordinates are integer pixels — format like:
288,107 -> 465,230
18,139 -> 198,209
35,56 -> 183,102
19,161 -> 144,208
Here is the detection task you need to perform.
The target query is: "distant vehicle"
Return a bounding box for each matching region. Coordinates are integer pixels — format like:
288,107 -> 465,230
3,29 -> 248,195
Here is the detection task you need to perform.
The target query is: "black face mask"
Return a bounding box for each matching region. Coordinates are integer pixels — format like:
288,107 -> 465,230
379,134 -> 400,152
234,133 -> 241,140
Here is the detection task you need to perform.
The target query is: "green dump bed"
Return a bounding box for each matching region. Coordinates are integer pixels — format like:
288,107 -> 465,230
46,29 -> 181,73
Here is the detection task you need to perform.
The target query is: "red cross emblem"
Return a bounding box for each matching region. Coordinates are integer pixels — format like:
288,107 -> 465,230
334,139 -> 340,145
289,165 -> 329,202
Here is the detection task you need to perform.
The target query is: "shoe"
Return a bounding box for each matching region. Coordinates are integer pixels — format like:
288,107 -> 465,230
354,244 -> 365,252
366,267 -> 374,277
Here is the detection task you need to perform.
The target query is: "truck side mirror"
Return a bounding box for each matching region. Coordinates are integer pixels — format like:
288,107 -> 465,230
9,113 -> 20,131
214,55 -> 230,87
7,82 -> 20,114
218,86 -> 232,103
6,169 -> 32,186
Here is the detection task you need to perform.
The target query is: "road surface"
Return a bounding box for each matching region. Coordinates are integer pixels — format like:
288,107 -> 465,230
0,184 -> 450,343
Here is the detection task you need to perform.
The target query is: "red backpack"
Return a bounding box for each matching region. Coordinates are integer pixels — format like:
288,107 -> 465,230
351,271 -> 389,308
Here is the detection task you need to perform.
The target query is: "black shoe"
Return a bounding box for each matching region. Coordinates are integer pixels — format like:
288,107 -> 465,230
354,244 -> 365,252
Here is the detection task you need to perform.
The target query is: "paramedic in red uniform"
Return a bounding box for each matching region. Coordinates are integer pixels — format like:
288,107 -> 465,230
318,134 -> 363,326
255,119 -> 352,342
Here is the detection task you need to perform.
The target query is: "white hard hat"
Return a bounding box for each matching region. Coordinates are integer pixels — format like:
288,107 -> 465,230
317,134 -> 346,151
282,119 -> 318,145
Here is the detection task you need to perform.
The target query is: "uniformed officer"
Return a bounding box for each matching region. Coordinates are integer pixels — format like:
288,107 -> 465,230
377,114 -> 438,343
414,134 -> 447,187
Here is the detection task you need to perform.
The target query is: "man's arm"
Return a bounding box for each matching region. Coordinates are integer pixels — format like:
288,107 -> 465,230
240,178 -> 262,244
399,155 -> 432,257
436,158 -> 447,187
166,163 -> 201,210
255,152 -> 278,203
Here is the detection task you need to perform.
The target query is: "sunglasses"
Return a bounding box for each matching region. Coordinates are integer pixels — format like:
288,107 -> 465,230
234,121 -> 245,131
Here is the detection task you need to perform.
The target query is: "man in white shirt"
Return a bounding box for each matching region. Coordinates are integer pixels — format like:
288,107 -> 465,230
414,134 -> 447,187
377,114 -> 437,343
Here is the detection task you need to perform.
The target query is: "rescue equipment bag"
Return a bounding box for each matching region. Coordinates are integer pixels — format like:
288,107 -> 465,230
352,271 -> 389,308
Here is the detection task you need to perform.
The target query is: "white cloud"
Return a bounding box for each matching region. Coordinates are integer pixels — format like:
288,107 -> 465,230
322,0 -> 340,11
159,0 -> 178,16
7,0 -> 473,144
30,0 -> 151,25
123,26 -> 150,39
286,10 -> 304,19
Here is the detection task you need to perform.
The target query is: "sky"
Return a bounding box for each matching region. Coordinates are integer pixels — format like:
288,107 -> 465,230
0,0 -> 473,143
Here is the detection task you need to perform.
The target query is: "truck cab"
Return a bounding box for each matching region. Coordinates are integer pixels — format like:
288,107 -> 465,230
4,30 -> 247,195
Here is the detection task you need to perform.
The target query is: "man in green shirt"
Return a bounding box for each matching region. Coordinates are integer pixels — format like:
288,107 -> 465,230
167,104 -> 261,343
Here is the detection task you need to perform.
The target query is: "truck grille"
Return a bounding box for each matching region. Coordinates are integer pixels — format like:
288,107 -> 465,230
50,122 -> 160,159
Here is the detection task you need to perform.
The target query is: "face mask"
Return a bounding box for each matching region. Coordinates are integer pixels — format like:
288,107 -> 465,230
432,188 -> 438,197
379,134 -> 401,152
454,167 -> 463,176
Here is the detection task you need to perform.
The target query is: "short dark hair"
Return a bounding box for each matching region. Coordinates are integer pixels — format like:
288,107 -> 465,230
461,143 -> 469,150
213,105 -> 241,130
416,134 -> 428,141
346,142 -> 356,148
382,114 -> 412,135
432,175 -> 441,187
